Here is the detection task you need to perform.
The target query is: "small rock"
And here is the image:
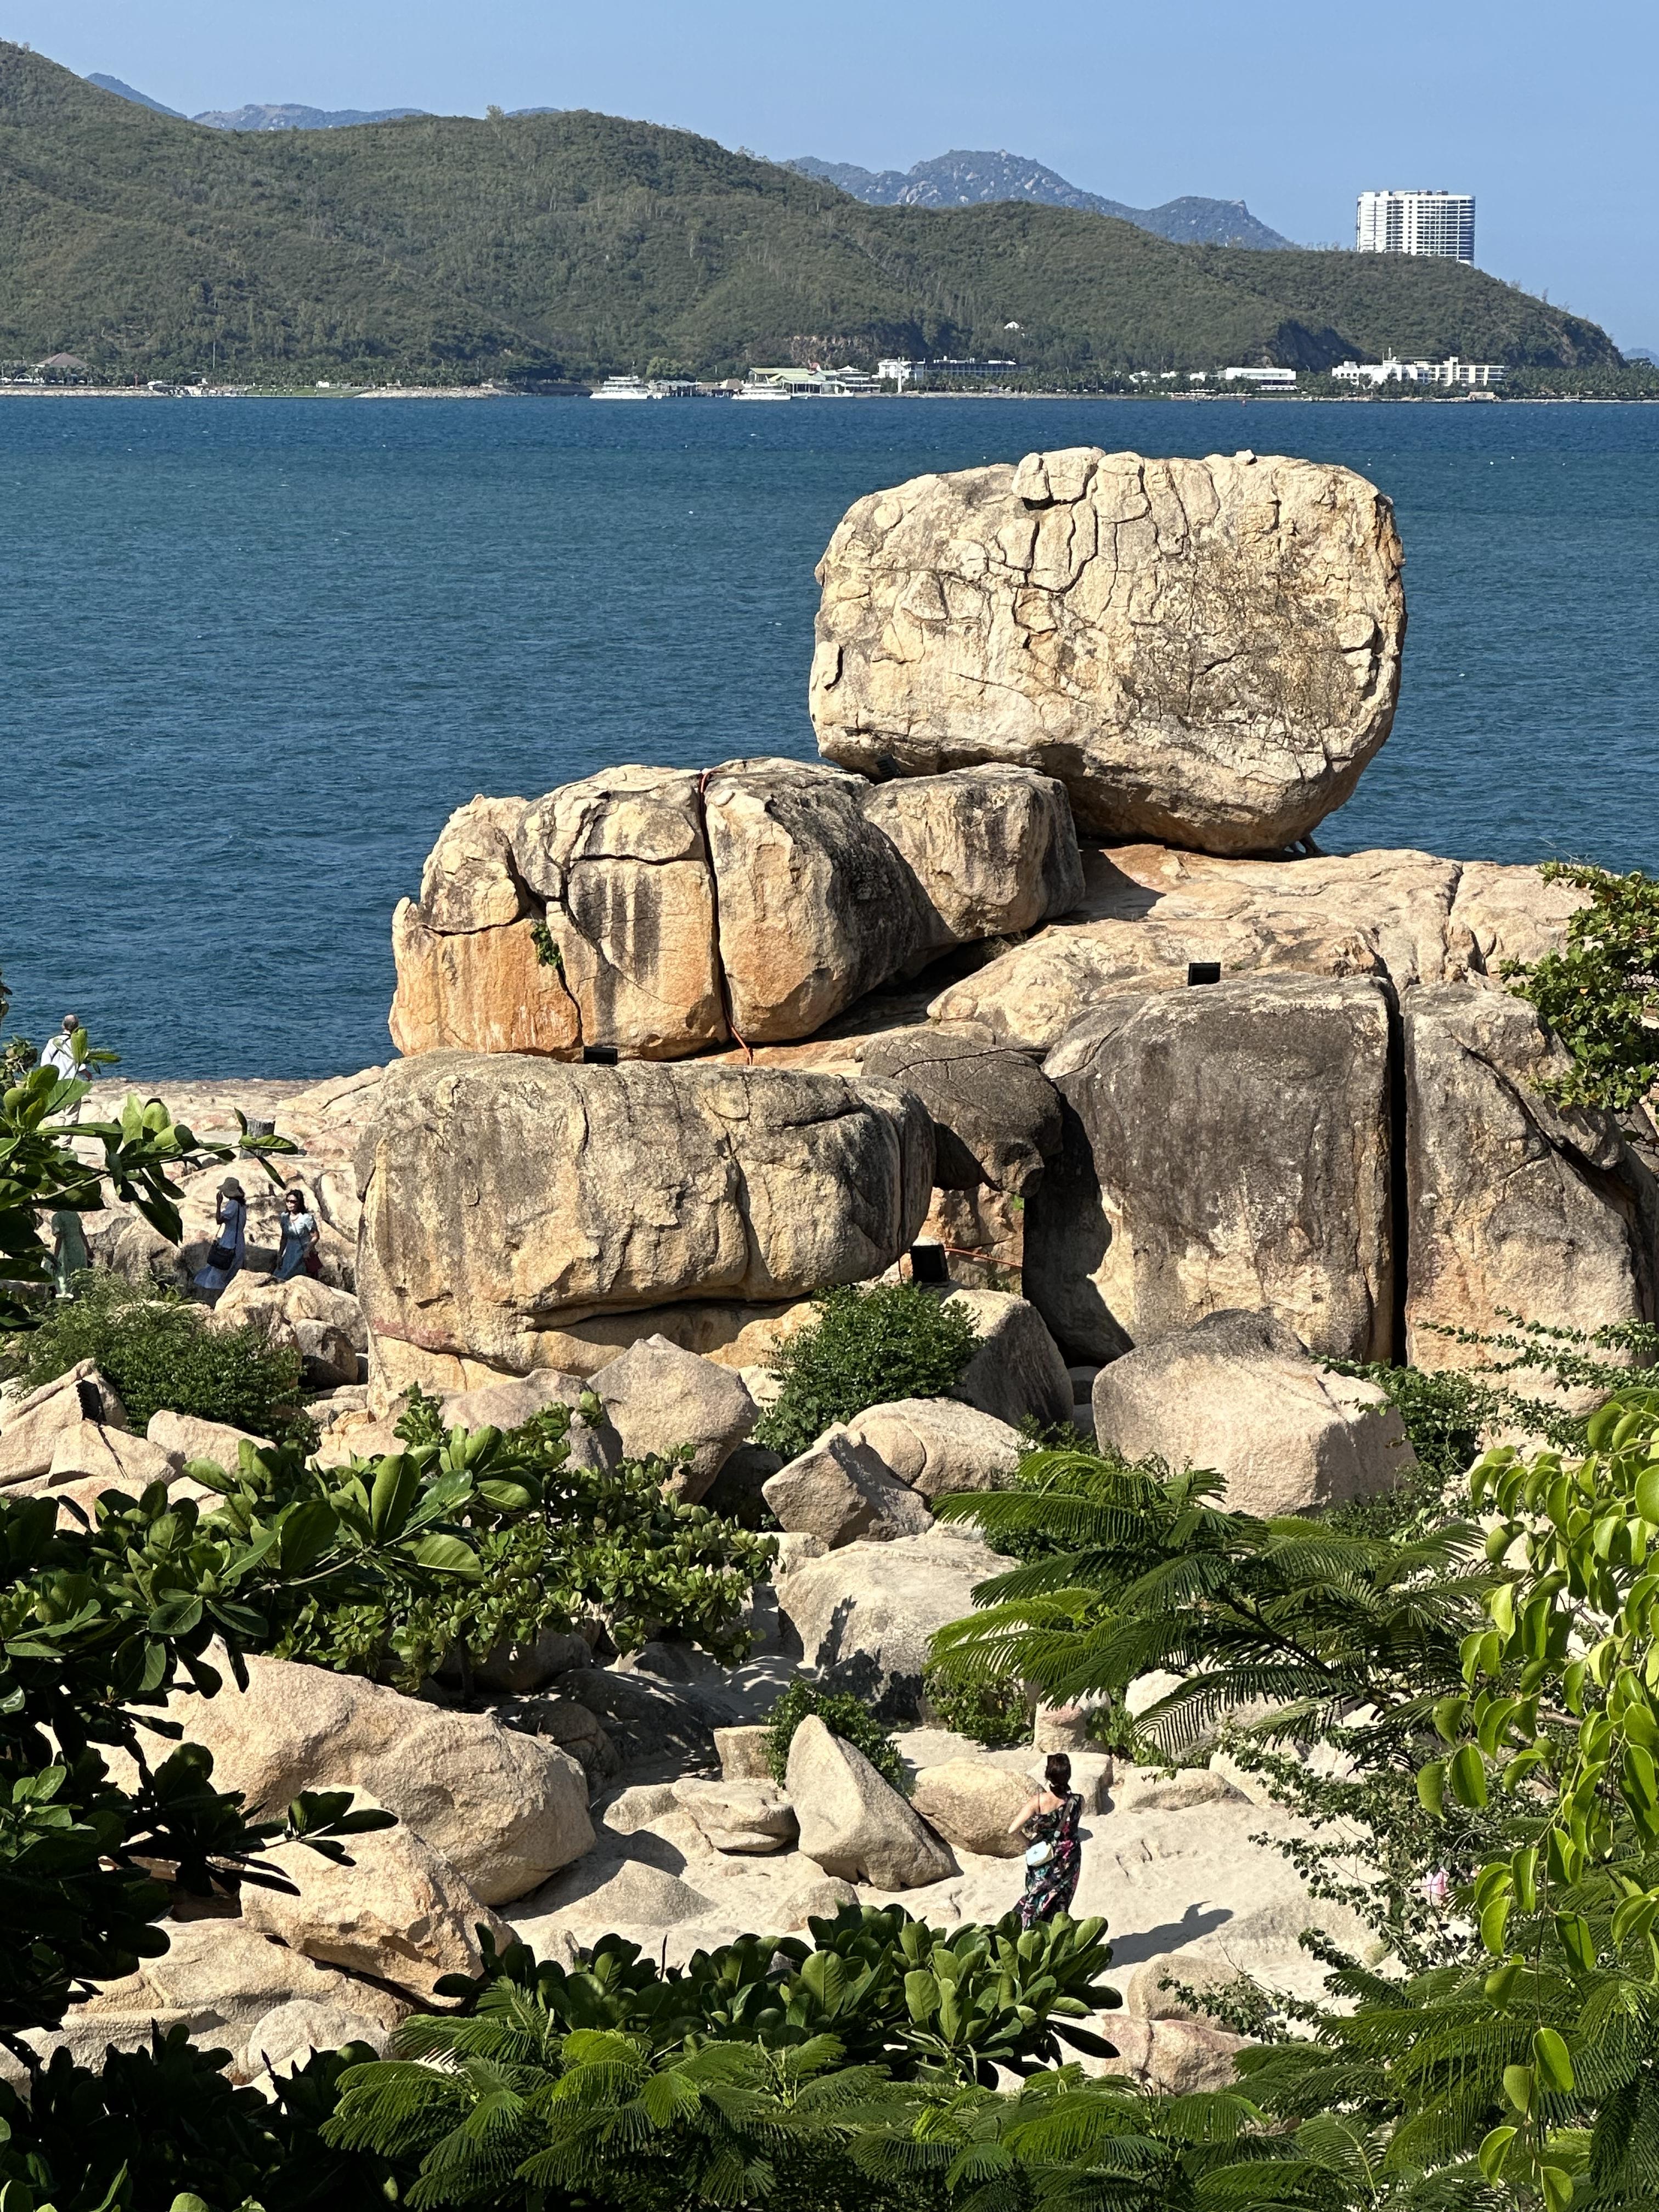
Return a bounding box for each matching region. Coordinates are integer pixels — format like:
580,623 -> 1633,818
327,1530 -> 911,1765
843,1398 -> 1024,1501
46,1422 -> 182,1491
602,1782 -> 680,1836
713,1724 -> 774,1781
497,1692 -> 619,1784
944,1289 -> 1072,1431
294,1319 -> 361,1388
241,1798 -> 509,1999
910,1759 -> 1032,1858
147,1409 -> 273,1466
556,1859 -> 715,1928
1034,1703 -> 1091,1753
594,1335 -> 758,1502
672,1776 -> 798,1854
780,1876 -> 860,1928
786,1714 -> 956,1889
1111,1768 -> 1245,1813
763,1425 -> 934,1548
1125,1952 -> 1243,2025
245,1997 -> 393,2077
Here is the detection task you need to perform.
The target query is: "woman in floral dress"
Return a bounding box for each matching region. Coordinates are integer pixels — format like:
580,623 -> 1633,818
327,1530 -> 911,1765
1008,1753 -> 1085,1928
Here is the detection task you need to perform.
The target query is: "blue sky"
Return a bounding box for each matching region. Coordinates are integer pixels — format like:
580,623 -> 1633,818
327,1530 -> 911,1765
11,0 -> 1655,348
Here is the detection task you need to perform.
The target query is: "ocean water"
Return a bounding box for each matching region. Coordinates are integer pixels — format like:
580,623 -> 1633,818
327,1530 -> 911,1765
2,394 -> 1656,1077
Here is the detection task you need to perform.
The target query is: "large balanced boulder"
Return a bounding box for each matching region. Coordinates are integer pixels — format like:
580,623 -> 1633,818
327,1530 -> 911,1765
394,757 -> 1083,1060
155,1655 -> 593,1904
1403,984 -> 1659,1368
786,1714 -> 955,1888
810,448 -> 1405,854
1031,974 -> 1396,1365
1091,1308 -> 1414,1517
357,1056 -> 933,1381
774,1527 -> 1017,1718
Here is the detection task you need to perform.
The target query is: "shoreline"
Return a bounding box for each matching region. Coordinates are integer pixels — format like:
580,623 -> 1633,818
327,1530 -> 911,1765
0,386 -> 1652,407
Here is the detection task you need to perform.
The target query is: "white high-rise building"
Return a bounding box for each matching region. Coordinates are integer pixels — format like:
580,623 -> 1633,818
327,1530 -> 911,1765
1356,190 -> 1475,263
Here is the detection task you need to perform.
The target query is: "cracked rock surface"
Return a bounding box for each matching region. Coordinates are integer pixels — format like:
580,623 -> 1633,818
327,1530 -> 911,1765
810,447 -> 1405,854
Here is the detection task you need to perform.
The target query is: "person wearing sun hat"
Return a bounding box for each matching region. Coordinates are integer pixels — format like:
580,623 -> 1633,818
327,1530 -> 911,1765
193,1175 -> 248,1300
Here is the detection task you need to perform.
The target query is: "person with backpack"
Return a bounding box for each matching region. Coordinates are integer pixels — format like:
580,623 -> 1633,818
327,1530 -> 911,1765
1008,1753 -> 1085,1928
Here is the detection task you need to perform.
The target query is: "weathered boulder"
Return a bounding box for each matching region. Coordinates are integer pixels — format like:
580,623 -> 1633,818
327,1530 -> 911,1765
780,1876 -> 860,1927
672,1776 -> 799,1853
45,1423 -> 180,1492
843,1398 -> 1024,1500
389,904 -> 580,1058
910,1758 -> 1032,1857
514,765 -> 726,1057
811,448 -> 1405,854
1124,1951 -> 1245,2024
416,794 -> 533,933
774,1527 -> 1017,1718
246,1997 -> 394,2077
714,1724 -> 774,1780
155,1655 -> 593,1904
786,1714 -> 956,1887
71,1917 -> 408,2067
593,1335 -> 758,1500
214,1272 -> 369,1353
859,1028 -> 1063,1195
357,1056 -> 933,1380
701,757 -> 936,1040
1091,1309 -> 1414,1517
945,1289 -> 1073,1431
1033,974 -> 1395,1364
1096,2015 -> 1249,2094
860,766 -> 1084,951
496,1691 -> 620,1784
763,1425 -> 935,1547
0,1362 -> 127,1488
294,1319 -> 360,1388
1403,984 -> 1659,1369
147,1409 -> 273,1467
242,1801 -> 509,1998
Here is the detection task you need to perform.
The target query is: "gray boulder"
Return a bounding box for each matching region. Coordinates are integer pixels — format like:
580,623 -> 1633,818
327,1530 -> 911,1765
671,1776 -> 798,1853
1404,983 -> 1659,1369
593,1335 -> 758,1501
0,1362 -> 127,1488
763,1426 -> 934,1547
1031,974 -> 1396,1364
843,1397 -> 1023,1499
859,1028 -> 1063,1195
1091,1308 -> 1415,1517
945,1289 -> 1073,1431
860,766 -> 1084,952
774,1526 -> 1017,1719
357,1056 -> 934,1383
786,1714 -> 956,1888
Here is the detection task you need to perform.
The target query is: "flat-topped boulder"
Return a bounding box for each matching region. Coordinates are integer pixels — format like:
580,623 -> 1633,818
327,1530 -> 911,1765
391,757 -> 1082,1060
810,448 -> 1405,854
357,1054 -> 933,1380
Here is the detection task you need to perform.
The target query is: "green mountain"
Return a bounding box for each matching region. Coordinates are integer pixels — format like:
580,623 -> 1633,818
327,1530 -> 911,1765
0,45 -> 1618,385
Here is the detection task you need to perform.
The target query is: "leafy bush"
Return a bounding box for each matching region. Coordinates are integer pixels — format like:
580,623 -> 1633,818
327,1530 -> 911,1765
752,1284 -> 980,1461
1325,1359 -> 1486,1538
765,1680 -> 905,1793
203,1398 -> 776,1688
921,1662 -> 1031,1749
1505,860 -> 1659,1109
2,1271 -> 310,1444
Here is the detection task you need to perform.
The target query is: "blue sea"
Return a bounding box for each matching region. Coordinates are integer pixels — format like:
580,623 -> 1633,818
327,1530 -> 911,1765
3,394 -> 1656,1077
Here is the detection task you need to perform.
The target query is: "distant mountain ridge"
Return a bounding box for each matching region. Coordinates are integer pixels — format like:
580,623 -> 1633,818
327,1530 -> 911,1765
786,149 -> 1293,250
86,75 -> 427,131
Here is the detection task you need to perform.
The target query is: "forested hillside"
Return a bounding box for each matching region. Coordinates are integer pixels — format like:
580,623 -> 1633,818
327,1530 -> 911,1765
0,46 -> 1618,383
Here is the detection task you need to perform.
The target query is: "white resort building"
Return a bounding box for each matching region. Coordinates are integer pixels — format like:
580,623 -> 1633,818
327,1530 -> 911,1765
1355,190 -> 1476,263
1331,354 -> 1505,388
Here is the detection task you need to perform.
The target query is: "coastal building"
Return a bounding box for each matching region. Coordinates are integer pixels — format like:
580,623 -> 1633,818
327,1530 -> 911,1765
877,358 -> 919,388
737,366 -> 879,398
1355,190 -> 1475,263
1220,366 -> 1297,386
1331,354 -> 1505,387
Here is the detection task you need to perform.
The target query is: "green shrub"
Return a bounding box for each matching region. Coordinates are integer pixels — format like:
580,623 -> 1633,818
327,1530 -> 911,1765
1324,1360 -> 1486,1538
922,1662 -> 1031,1748
2,1272 -> 310,1443
1505,860 -> 1659,1109
752,1283 -> 980,1460
764,1679 -> 906,1792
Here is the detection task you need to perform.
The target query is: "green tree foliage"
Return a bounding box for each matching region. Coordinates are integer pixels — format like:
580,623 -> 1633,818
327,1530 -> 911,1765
4,1274 -> 309,1443
919,1662 -> 1032,1749
765,1679 -> 906,1793
206,1395 -> 776,1687
321,1908 -> 1122,2205
0,44 -> 1621,383
927,1447 -> 1493,1756
752,1284 -> 980,1462
1326,1361 -> 1487,1539
1506,862 -> 1659,1111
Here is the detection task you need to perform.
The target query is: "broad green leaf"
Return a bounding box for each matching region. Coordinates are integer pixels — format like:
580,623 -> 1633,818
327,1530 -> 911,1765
1502,2062 -> 1534,2116
1449,1743 -> 1488,1809
1478,2126 -> 1517,2184
410,1532 -> 481,1576
1532,2025 -> 1574,2092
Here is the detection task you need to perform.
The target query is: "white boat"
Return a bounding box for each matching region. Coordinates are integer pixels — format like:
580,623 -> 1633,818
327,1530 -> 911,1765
590,375 -> 653,400
732,382 -> 791,401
